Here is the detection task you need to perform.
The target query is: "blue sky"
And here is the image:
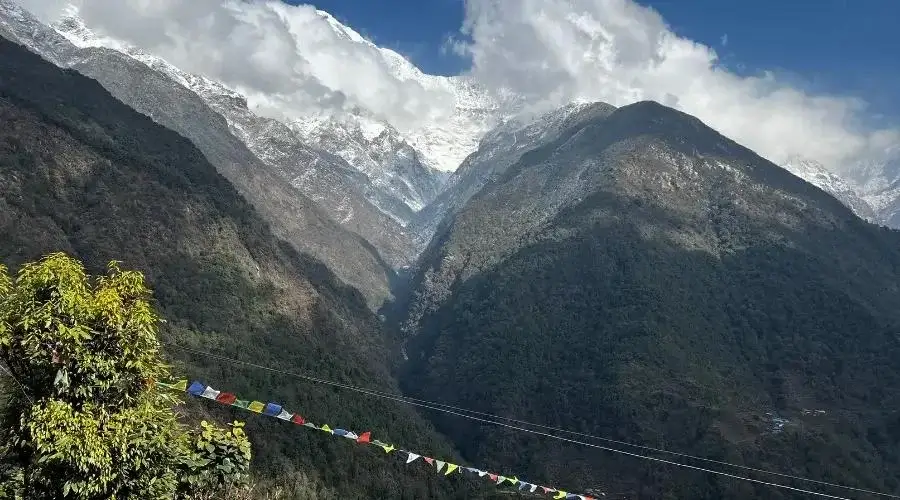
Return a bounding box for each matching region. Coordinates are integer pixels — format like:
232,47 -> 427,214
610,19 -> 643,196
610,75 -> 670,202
300,0 -> 900,123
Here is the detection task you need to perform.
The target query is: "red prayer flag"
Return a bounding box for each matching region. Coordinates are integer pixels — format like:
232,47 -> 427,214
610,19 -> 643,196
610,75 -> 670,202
215,392 -> 237,405
356,431 -> 371,443
489,474 -> 498,482
424,457 -> 434,465
291,414 -> 306,425
541,487 -> 552,493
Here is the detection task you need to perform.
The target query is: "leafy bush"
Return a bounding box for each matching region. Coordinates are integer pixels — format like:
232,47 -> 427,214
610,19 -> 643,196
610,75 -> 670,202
0,253 -> 250,499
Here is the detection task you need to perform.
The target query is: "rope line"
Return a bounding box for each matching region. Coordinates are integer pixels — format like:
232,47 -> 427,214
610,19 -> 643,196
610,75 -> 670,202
163,342 -> 894,499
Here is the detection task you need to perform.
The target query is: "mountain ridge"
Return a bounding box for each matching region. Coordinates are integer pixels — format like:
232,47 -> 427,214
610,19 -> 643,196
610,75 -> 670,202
0,0 -> 419,307
9,0 -> 898,235
399,99 -> 900,499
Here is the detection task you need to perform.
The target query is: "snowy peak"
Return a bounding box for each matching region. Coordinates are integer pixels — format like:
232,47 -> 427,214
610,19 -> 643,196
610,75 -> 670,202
292,112 -> 446,214
0,0 -> 76,65
43,4 -> 445,222
782,156 -> 874,220
316,10 -> 368,45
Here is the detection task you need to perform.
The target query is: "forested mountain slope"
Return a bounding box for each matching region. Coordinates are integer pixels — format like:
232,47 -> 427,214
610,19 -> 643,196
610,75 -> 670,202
400,100 -> 900,499
0,37 -> 495,499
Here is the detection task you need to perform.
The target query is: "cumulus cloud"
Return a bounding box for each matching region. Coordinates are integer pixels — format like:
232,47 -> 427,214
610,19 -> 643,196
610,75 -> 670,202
25,0 -> 900,171
455,0 -> 899,169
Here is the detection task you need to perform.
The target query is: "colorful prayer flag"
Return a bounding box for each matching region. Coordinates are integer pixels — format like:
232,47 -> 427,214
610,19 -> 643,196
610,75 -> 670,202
216,392 -> 237,405
200,386 -> 220,400
170,375 -> 593,499
263,403 -> 282,417
158,379 -> 188,391
187,381 -> 205,396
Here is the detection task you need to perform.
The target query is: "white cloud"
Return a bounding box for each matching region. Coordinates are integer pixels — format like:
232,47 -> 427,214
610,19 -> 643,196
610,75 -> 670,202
27,0 -> 455,131
24,0 -> 900,171
456,0 -> 899,169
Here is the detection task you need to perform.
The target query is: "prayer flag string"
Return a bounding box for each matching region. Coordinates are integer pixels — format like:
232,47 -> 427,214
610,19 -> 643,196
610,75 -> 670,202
158,379 -> 603,499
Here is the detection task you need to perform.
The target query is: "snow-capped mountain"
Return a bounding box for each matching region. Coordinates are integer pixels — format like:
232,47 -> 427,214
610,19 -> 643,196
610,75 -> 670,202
0,0 -> 416,309
291,112 -> 448,215
7,0 -> 900,242
782,156 -> 875,220
313,9 -> 504,174
411,101 -> 618,248
848,149 -> 900,227
47,6 -> 449,229
0,0 -> 75,65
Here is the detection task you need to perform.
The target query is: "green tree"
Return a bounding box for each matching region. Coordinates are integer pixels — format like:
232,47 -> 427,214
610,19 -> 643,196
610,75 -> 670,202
0,253 -> 251,499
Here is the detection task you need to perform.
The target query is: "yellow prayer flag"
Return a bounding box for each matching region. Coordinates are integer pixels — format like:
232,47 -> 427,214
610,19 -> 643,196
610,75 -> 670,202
248,401 -> 265,413
445,463 -> 459,475
380,443 -> 395,454
321,424 -> 333,433
554,491 -> 567,499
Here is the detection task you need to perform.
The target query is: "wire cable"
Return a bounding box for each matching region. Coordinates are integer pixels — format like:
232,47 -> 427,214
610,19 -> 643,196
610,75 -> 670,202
163,341 -> 894,499
0,361 -> 33,405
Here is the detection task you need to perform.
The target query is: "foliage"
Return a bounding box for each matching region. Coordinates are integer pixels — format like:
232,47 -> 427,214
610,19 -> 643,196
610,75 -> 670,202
178,420 -> 253,499
0,253 -> 250,499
